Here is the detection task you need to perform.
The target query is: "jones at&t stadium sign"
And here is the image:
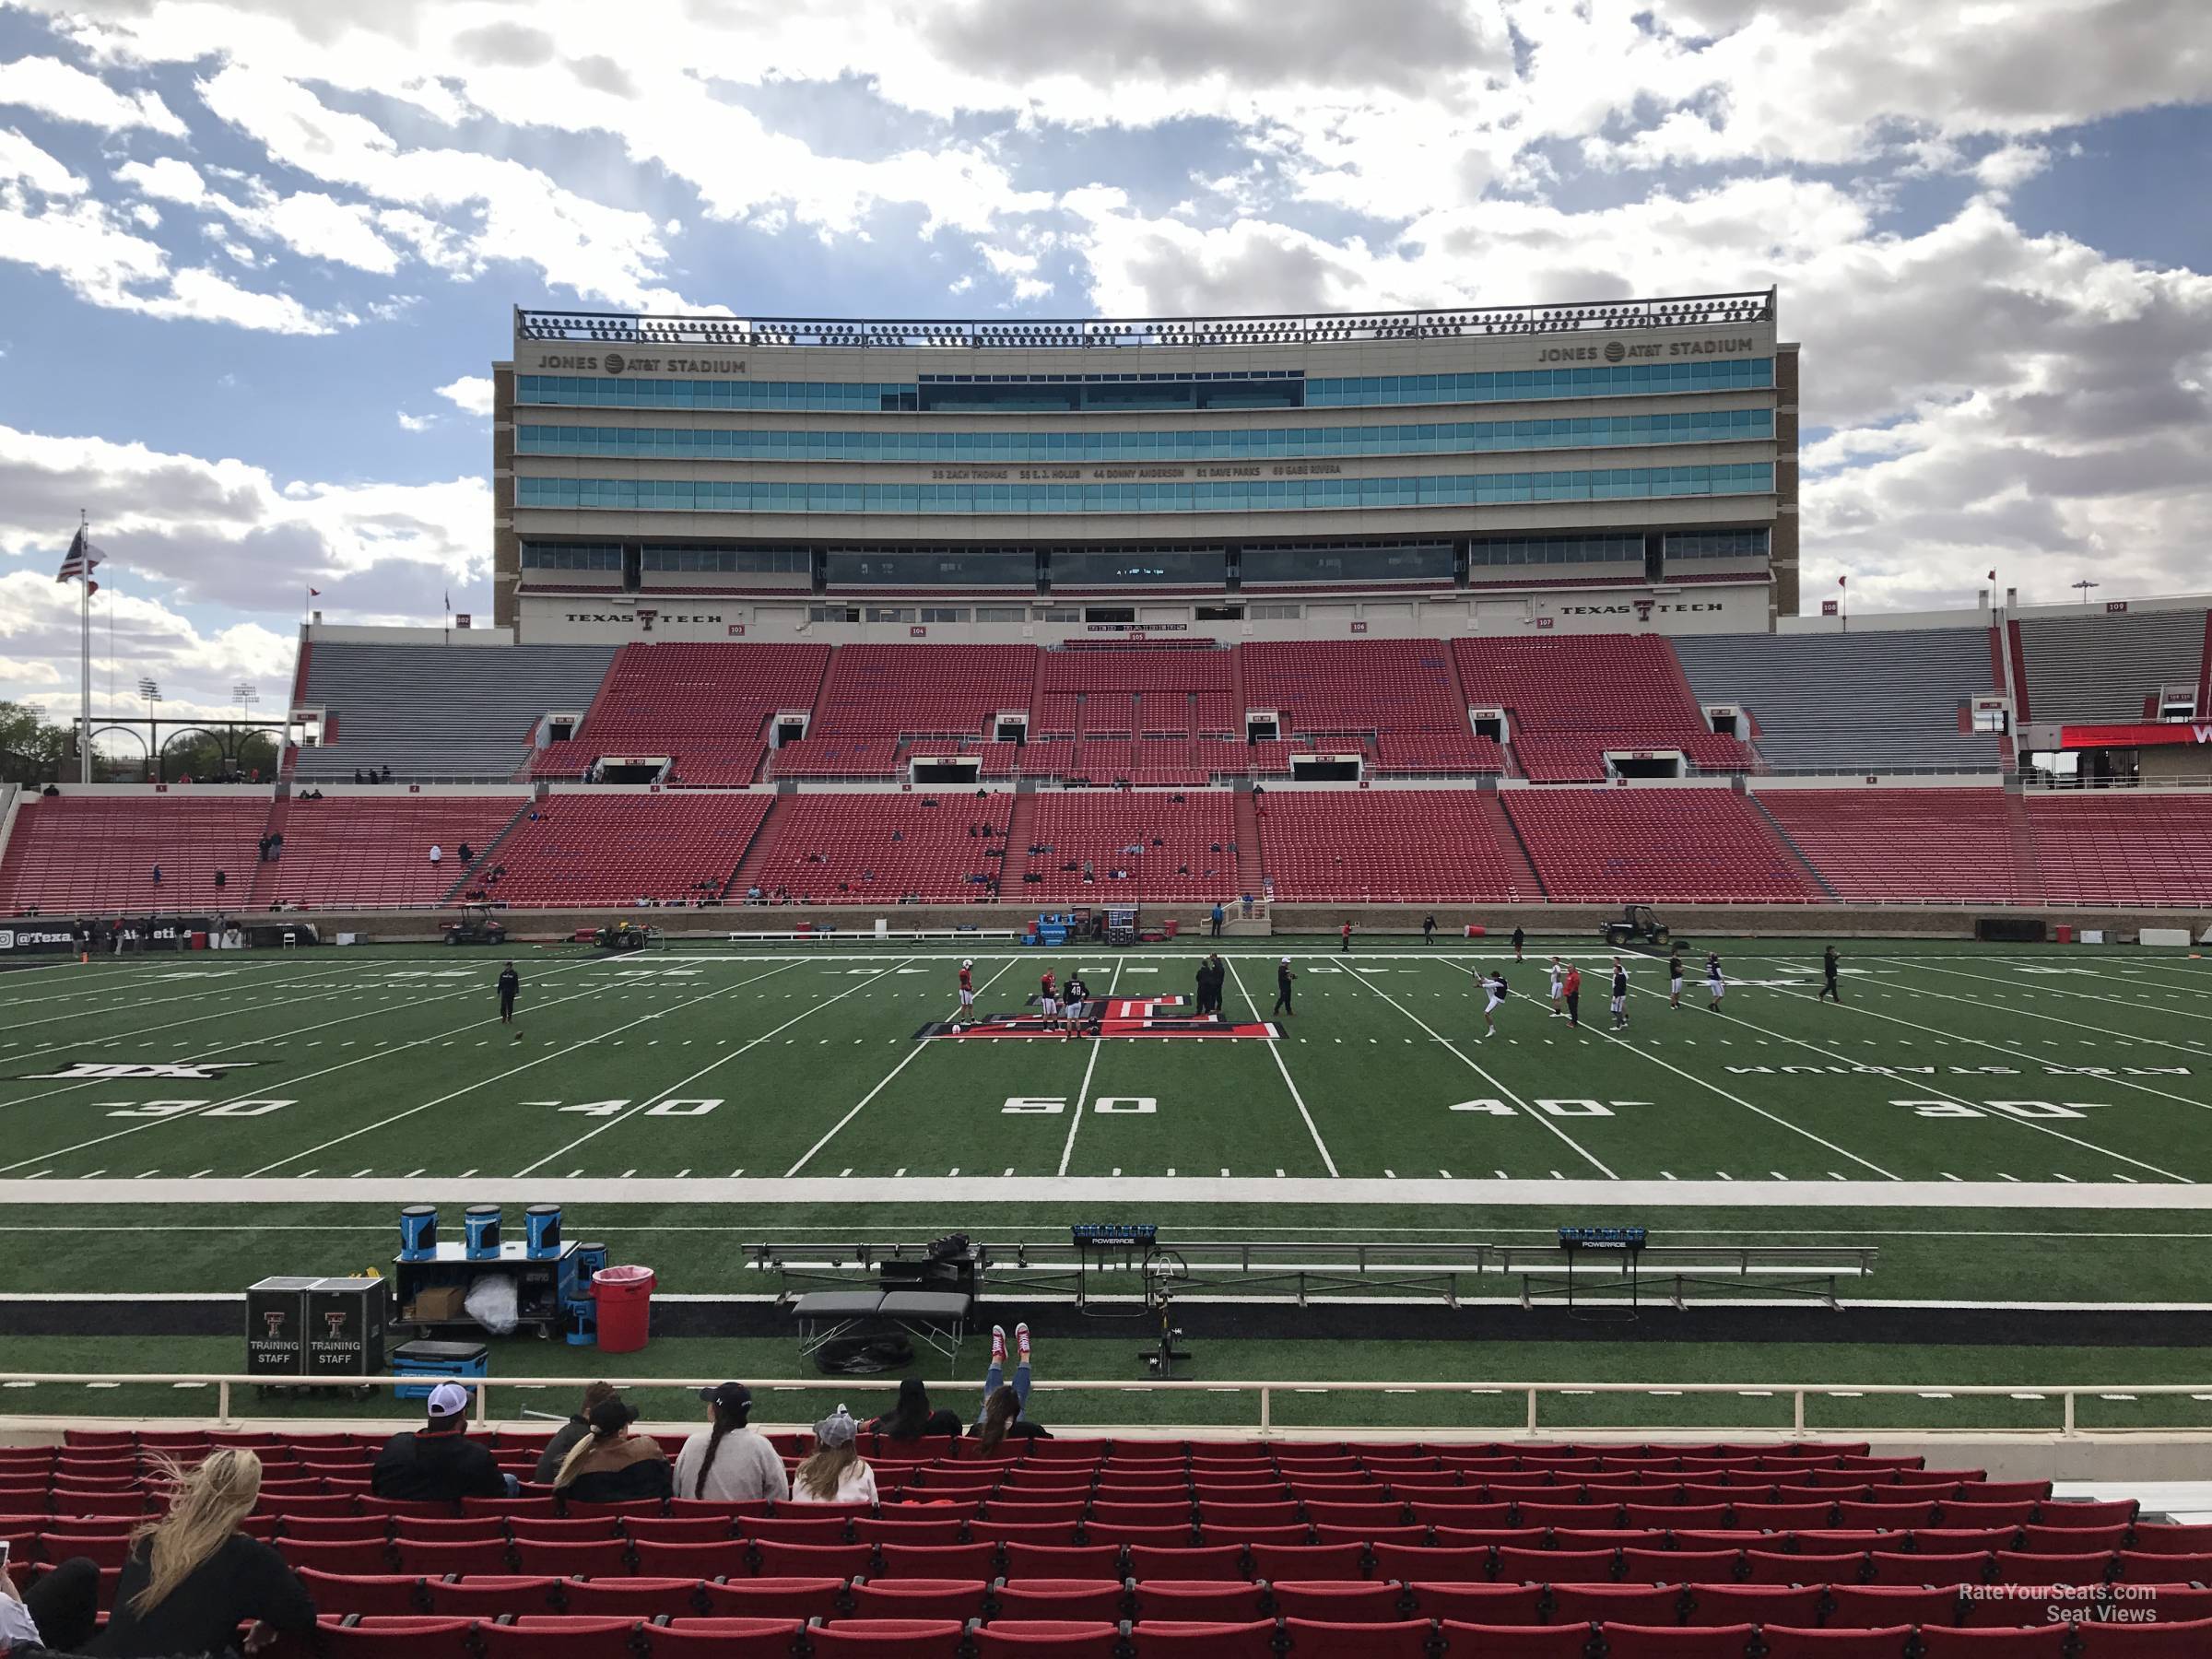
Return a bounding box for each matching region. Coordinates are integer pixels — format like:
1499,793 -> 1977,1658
535,352 -> 748,376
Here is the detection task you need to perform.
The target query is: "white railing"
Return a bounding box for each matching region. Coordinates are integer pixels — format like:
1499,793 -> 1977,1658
5,1374 -> 2210,1439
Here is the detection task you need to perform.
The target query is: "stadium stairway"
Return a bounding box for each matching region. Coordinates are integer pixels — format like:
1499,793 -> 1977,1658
244,799 -> 290,909
441,797 -> 540,906
1986,624 -> 2017,768
1745,794 -> 1840,900
1476,793 -> 1545,900
1003,790 -> 1040,885
1233,789 -> 1265,895
2002,793 -> 2046,900
721,798 -> 787,901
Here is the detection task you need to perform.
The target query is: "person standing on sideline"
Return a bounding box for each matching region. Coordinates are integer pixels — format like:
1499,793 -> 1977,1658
1610,958 -> 1630,1030
1210,900 -> 1225,937
1271,956 -> 1297,1018
1819,945 -> 1842,1004
1422,913 -> 1437,945
1037,968 -> 1059,1034
1548,955 -> 1567,1018
1562,962 -> 1583,1028
1206,954 -> 1226,1018
1668,949 -> 1685,1010
1340,919 -> 1352,952
1706,951 -> 1727,1012
1511,924 -> 1525,962
497,961 -> 520,1028
957,959 -> 976,1022
1480,970 -> 1507,1038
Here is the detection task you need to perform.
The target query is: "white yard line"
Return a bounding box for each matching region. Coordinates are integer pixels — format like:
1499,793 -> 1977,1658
1054,959 -> 1125,1178
1222,958 -> 1338,1177
1342,961 -> 1616,1180
0,961 -> 368,1033
785,959 -> 1025,1179
1883,956 -> 2212,1041
0,959 -> 333,1013
0,974 -> 493,1110
13,1174 -> 2212,1206
1620,977 -> 2188,1183
0,965 -> 610,1175
516,959 -> 912,1178
260,961 -> 806,1179
1751,972 -> 2212,1124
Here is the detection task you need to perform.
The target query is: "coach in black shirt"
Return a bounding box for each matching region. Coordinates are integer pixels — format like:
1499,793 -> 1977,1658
372,1382 -> 510,1500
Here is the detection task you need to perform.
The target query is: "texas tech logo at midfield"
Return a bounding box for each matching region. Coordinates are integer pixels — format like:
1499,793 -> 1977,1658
920,994 -> 1277,1041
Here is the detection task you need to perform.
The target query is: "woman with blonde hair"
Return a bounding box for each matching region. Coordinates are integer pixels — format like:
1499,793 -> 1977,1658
788,1406 -> 878,1504
92,1447 -> 315,1657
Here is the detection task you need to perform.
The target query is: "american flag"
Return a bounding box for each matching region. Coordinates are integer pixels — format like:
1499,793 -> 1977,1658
54,526 -> 100,584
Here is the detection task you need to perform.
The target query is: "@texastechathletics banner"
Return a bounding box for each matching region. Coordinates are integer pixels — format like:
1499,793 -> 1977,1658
2058,723 -> 2212,748
918,994 -> 1278,1041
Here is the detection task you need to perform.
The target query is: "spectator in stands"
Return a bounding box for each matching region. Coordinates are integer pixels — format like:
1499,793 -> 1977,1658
86,1448 -> 315,1659
353,769 -> 364,783
429,842 -> 442,867
790,1407 -> 877,1504
381,765 -> 392,782
675,1382 -> 789,1501
372,1382 -> 513,1500
213,869 -> 226,890
552,1394 -> 673,1503
3,1552 -> 98,1653
458,842 -> 473,865
869,1376 -> 962,1443
149,864 -> 161,887
971,1323 -> 1050,1448
532,1381 -> 618,1484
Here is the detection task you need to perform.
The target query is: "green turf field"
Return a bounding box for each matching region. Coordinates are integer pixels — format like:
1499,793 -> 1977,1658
6,933 -> 2212,1430
0,935 -> 2206,1194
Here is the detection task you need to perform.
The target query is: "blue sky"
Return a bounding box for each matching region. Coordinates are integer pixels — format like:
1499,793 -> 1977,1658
0,0 -> 2206,719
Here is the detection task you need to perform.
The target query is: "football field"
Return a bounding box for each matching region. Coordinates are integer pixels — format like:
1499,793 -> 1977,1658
1,935 -> 2208,1200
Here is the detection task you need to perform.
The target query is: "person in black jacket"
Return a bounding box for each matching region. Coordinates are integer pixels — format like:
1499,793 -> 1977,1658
867,1376 -> 963,1445
85,1448 -> 314,1658
371,1382 -> 512,1500
551,1395 -> 673,1504
532,1381 -> 618,1484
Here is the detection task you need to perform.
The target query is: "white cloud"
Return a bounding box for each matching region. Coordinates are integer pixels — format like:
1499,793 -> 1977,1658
0,54 -> 185,135
396,412 -> 435,432
435,376 -> 495,418
0,126 -> 84,195
116,158 -> 401,274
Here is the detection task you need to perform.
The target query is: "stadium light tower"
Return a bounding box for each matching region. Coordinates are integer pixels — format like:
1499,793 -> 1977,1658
233,680 -> 259,722
2072,579 -> 2100,607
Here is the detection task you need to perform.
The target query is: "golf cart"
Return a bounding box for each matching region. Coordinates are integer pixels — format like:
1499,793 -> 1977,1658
442,903 -> 507,947
1602,903 -> 1671,948
594,921 -> 662,953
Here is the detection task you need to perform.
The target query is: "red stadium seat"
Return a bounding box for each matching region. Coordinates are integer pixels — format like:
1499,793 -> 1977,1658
1601,1625 -> 1756,1656
642,1619 -> 806,1657
292,1571 -> 426,1617
421,1577 -> 564,1618
2073,1617 -> 2212,1655
1280,1618 -> 1437,1657
972,1621 -> 1125,1656
847,1578 -> 989,1619
314,1617 -> 479,1659
1434,1625 -> 1592,1659
1128,1619 -> 1280,1658
1914,1628 -> 2070,1654
476,1617 -> 640,1659
806,1617 -> 968,1655
1757,1629 -> 1915,1658
1134,1580 -> 1268,1621
994,1580 -> 1132,1620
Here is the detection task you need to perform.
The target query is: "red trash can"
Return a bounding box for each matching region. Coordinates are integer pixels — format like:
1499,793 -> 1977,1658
592,1265 -> 655,1354
1163,919 -> 1179,938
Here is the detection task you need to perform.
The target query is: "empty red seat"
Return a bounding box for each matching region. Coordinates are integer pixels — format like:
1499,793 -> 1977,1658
1128,1619 -> 1280,1657
1434,1625 -> 1592,1658
313,1617 -> 479,1659
806,1618 -> 968,1655
642,1619 -> 806,1656
421,1577 -> 564,1618
973,1620 -> 1125,1656
994,1580 -> 1130,1620
477,1616 -> 640,1659
1757,1630 -> 1914,1658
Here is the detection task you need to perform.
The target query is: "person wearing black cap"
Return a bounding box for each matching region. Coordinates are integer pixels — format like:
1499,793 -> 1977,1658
674,1382 -> 789,1502
868,1376 -> 962,1445
550,1394 -> 670,1503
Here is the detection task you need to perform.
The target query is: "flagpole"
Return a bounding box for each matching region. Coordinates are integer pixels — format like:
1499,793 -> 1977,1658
77,510 -> 91,783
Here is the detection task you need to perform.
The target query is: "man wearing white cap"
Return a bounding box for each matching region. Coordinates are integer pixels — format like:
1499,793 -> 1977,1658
371,1382 -> 515,1500
1270,956 -> 1297,1018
